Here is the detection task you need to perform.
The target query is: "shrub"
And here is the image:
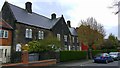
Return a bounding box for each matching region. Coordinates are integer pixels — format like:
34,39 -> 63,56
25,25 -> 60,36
92,50 -> 102,57
92,49 -> 118,57
60,51 -> 87,62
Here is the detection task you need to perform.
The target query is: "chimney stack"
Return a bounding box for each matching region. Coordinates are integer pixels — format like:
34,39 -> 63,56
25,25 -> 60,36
67,20 -> 71,27
51,13 -> 56,19
25,2 -> 32,13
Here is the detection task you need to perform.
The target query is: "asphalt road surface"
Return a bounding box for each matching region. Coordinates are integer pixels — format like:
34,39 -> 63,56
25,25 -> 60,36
54,60 -> 120,68
1,60 -> 120,68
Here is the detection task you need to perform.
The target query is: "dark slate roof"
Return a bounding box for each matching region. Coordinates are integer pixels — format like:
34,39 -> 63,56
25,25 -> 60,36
0,12 -> 2,18
69,27 -> 78,36
0,18 -> 13,29
7,2 -> 61,29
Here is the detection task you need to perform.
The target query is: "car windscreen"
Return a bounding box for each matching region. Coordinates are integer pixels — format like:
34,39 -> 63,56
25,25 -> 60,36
109,52 -> 118,55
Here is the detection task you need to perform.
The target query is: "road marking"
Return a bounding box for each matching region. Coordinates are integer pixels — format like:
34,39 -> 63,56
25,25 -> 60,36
80,64 -> 85,66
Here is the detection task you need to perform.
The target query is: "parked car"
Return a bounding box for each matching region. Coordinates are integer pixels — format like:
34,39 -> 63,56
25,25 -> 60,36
93,53 -> 114,64
109,52 -> 120,61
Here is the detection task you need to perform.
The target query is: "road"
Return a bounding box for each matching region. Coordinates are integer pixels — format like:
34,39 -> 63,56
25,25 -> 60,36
54,60 -> 120,68
1,60 -> 120,68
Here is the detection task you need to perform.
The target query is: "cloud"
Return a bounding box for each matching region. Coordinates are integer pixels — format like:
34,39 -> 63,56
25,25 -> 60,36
105,25 -> 118,39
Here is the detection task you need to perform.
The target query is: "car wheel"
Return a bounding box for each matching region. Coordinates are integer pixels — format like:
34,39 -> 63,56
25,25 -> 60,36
105,60 -> 108,64
111,59 -> 114,62
117,58 -> 119,61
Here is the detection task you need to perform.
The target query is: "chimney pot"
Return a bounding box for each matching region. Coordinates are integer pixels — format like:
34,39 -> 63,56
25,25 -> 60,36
67,20 -> 71,27
25,2 -> 32,13
51,13 -> 56,19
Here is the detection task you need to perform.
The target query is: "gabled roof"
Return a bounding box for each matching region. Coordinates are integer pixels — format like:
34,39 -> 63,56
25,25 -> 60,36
5,2 -> 61,29
69,27 -> 78,36
0,12 -> 1,18
0,18 -> 13,29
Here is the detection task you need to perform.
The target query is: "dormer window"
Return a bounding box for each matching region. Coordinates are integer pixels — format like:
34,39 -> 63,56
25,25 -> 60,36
38,31 -> 44,39
25,28 -> 32,38
0,29 -> 8,38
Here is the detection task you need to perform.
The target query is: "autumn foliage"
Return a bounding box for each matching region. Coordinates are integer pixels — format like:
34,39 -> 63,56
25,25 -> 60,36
77,17 -> 105,49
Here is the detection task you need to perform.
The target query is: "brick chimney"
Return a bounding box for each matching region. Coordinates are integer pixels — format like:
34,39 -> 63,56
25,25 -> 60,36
51,13 -> 56,19
67,20 -> 71,27
25,2 -> 32,13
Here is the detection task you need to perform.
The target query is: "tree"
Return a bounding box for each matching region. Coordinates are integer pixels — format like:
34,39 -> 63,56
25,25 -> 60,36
78,17 -> 105,48
28,36 -> 62,52
103,33 -> 119,49
108,0 -> 120,14
77,17 -> 105,59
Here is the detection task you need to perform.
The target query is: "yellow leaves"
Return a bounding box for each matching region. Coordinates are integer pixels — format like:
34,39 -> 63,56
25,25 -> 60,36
21,44 -> 29,51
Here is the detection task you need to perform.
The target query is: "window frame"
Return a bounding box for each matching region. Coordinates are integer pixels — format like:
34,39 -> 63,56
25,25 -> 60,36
29,29 -> 32,38
25,28 -> 32,38
72,37 -> 75,43
38,31 -> 44,39
57,34 -> 60,41
0,29 -> 8,38
64,35 -> 68,42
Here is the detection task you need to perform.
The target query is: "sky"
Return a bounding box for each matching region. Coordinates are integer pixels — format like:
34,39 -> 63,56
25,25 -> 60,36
0,0 -> 119,39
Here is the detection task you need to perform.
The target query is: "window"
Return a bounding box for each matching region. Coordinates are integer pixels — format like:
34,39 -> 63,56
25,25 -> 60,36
25,29 -> 29,38
0,29 -> 8,38
77,37 -> 79,43
29,29 -> 32,38
64,35 -> 67,42
57,34 -> 60,40
38,31 -> 44,39
64,45 -> 67,50
72,37 -> 74,43
68,45 -> 71,51
16,43 -> 22,51
25,29 -> 32,38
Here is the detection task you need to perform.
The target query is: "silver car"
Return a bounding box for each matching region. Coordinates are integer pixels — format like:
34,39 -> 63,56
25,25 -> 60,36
109,52 -> 120,61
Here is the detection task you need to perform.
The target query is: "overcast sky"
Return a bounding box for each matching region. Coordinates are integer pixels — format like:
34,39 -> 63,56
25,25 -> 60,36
0,0 -> 119,39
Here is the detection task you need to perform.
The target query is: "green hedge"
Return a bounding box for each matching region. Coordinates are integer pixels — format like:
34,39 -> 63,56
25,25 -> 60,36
92,50 -> 102,57
60,51 -> 87,62
92,49 -> 118,57
60,49 -> 118,62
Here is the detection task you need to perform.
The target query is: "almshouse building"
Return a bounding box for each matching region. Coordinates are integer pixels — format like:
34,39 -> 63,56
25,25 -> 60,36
0,1 -> 80,63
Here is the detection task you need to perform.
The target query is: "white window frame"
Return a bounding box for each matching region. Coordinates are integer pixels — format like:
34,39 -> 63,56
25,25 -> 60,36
0,29 -> 2,38
25,29 -> 32,38
68,45 -> 71,51
41,31 -> 44,39
64,35 -> 67,42
38,31 -> 41,39
38,31 -> 44,39
29,29 -> 32,38
25,29 -> 29,38
0,29 -> 8,38
57,34 -> 60,41
4,30 -> 8,38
